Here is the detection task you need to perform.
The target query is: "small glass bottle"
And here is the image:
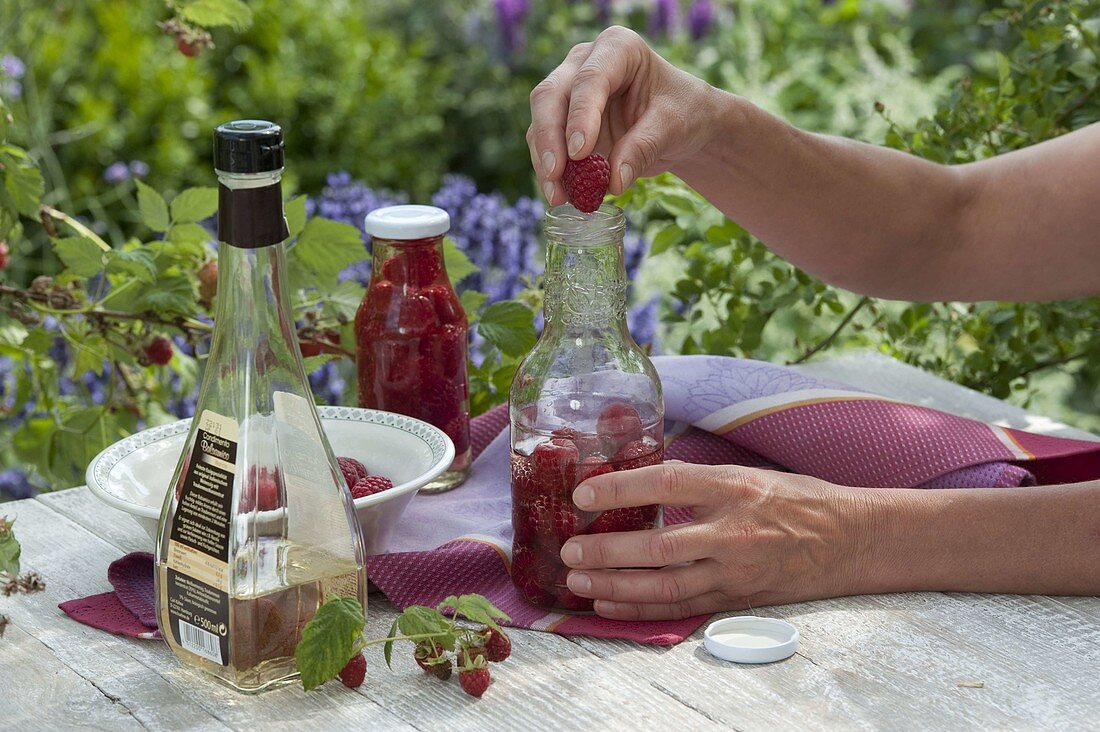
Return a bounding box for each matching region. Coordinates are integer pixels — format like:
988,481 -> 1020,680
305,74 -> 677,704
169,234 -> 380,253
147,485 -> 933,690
354,206 -> 471,492
156,121 -> 367,693
509,204 -> 664,612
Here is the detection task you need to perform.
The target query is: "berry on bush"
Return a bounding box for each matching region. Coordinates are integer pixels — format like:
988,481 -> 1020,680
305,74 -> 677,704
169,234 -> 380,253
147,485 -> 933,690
0,241 -> 9,271
197,261 -> 217,304
143,335 -> 173,366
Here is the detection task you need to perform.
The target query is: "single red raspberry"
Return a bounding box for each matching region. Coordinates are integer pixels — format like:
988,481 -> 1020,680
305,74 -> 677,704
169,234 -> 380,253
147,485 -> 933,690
586,505 -> 660,534
414,641 -> 452,679
551,427 -> 603,458
396,293 -> 440,334
0,241 -> 11,271
562,153 -> 611,213
338,653 -> 366,689
613,440 -> 662,471
351,475 -> 394,499
177,37 -> 202,57
597,402 -> 644,452
510,545 -> 558,607
483,627 -> 511,662
459,666 -> 491,698
423,285 -> 464,326
143,335 -> 173,366
532,438 -> 579,488
337,457 -> 368,488
197,260 -> 217,304
578,455 -> 614,483
380,245 -> 443,288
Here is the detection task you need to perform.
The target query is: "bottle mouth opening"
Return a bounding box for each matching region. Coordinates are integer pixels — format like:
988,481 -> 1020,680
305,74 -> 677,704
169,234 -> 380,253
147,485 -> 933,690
544,203 -> 625,244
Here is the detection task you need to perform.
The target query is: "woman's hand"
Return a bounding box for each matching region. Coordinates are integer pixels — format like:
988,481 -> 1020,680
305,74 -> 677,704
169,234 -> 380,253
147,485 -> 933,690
526,25 -> 720,205
560,462 -> 878,620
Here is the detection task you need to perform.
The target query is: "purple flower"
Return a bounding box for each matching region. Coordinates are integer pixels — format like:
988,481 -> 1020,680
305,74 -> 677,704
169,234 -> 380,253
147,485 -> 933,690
649,0 -> 678,37
1,55 -> 25,79
0,468 -> 35,500
103,161 -> 131,183
688,0 -> 715,40
494,0 -> 530,57
128,160 -> 150,179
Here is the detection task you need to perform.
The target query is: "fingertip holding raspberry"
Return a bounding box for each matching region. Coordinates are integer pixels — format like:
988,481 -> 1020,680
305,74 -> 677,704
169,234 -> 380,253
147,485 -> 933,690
563,154 -> 611,213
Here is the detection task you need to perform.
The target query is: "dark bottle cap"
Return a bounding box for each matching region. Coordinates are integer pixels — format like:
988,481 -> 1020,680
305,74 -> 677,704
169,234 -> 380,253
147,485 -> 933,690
213,120 -> 285,174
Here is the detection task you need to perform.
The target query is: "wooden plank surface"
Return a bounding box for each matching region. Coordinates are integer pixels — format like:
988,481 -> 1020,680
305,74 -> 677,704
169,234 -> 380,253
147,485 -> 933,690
5,352 -> 1100,731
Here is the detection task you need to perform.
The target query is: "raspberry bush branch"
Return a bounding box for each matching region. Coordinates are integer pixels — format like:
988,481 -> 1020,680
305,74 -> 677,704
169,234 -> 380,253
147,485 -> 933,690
297,592 -> 511,697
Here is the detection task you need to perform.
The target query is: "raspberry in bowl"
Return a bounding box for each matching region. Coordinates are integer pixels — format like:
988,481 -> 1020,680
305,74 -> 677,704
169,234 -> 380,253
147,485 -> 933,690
86,407 -> 455,556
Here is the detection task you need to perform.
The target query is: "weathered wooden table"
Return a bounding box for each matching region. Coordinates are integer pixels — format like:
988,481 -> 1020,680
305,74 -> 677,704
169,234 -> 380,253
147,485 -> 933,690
3,353 -> 1100,731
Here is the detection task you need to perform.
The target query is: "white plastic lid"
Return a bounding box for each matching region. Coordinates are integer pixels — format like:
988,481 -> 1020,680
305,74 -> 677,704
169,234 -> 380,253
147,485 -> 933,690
703,616 -> 799,664
364,205 -> 450,240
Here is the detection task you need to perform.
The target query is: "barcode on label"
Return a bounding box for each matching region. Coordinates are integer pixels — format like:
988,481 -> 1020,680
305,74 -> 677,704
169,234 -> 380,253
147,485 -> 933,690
178,620 -> 222,665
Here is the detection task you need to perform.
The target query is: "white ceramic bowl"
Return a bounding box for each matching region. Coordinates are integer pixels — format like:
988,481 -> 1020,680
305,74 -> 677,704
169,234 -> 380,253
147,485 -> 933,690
85,406 -> 454,555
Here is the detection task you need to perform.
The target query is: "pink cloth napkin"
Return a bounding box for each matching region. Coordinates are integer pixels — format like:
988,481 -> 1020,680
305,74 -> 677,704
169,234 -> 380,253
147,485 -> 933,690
62,357 -> 1100,645
365,356 -> 1100,645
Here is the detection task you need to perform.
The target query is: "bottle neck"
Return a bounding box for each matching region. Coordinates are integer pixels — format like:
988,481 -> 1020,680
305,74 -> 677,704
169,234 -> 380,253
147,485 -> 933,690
210,170 -> 299,373
216,169 -> 290,249
542,238 -> 628,332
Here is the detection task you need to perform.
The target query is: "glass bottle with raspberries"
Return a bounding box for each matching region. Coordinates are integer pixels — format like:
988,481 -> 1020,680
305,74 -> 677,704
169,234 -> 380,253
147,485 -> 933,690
355,206 -> 471,492
509,203 -> 664,612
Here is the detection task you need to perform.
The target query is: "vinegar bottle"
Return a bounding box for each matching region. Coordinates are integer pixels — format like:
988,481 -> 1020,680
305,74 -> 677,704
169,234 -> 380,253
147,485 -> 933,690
155,120 -> 367,693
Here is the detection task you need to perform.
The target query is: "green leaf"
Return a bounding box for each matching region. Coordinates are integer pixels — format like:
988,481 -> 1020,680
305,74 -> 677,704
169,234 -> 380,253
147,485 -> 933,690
106,249 -> 157,284
384,618 -> 400,668
294,596 -> 365,691
137,275 -> 194,315
180,0 -> 253,30
649,223 -> 685,256
3,159 -> 44,217
136,180 -> 170,233
439,594 -> 510,631
321,280 -> 366,321
291,217 -> 366,289
0,321 -> 28,349
460,291 -> 488,324
167,222 -> 214,260
72,335 -> 109,376
443,238 -> 477,284
302,353 -> 340,374
0,517 -> 20,576
170,187 -> 218,224
54,237 -> 107,277
285,195 -> 308,238
477,301 -> 536,358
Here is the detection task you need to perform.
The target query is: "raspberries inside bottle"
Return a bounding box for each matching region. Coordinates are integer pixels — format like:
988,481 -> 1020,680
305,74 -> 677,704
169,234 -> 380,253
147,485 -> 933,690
355,206 -> 471,492
509,203 -> 664,612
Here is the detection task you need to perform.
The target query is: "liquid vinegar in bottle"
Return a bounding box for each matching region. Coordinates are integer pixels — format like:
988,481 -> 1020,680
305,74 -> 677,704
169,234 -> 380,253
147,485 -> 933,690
154,120 -> 367,693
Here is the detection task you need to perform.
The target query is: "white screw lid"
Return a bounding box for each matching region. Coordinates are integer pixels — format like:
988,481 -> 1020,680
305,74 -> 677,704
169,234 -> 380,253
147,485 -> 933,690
703,616 -> 799,664
363,205 -> 450,240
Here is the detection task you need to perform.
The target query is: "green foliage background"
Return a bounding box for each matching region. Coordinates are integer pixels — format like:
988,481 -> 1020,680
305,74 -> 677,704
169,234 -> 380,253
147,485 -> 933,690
0,0 -> 1098,491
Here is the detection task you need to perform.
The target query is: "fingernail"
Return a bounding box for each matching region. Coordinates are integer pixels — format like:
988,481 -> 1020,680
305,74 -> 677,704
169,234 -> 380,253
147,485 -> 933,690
619,162 -> 635,189
561,541 -> 582,565
567,571 -> 591,594
573,484 -> 595,509
568,130 -> 585,157
542,180 -> 555,202
541,150 -> 556,175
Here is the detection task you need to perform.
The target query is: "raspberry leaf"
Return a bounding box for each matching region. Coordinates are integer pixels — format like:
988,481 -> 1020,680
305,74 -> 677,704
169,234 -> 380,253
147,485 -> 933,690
179,0 -> 253,31
0,517 -> 19,575
478,301 -> 536,357
53,237 -> 107,278
169,187 -> 219,224
438,594 -> 511,631
135,180 -> 170,233
295,596 -> 365,691
383,618 -> 400,669
443,237 -> 478,285
397,605 -> 455,648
